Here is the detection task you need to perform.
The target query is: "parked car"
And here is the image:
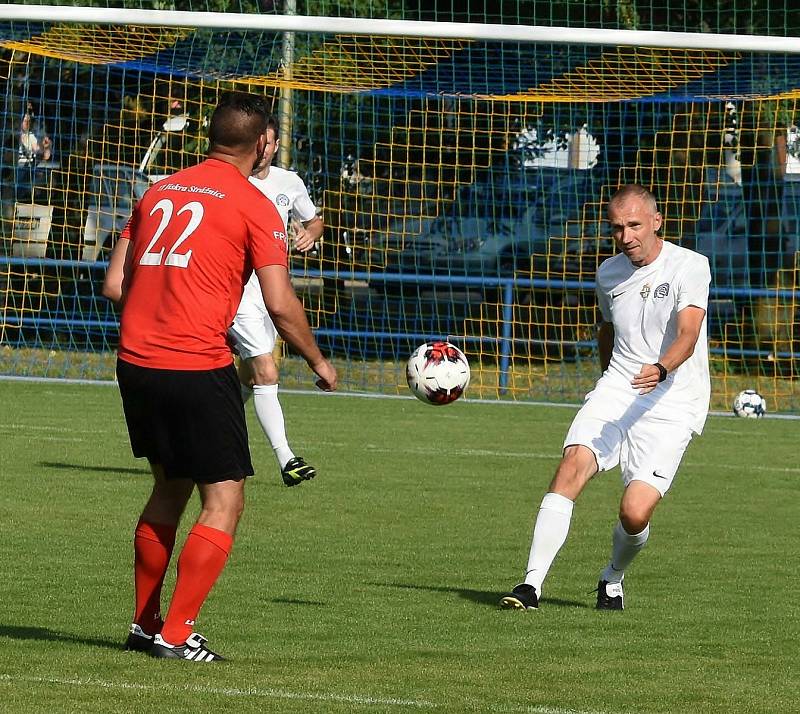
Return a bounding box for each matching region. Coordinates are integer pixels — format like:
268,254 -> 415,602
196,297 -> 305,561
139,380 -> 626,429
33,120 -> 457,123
370,165 -> 600,296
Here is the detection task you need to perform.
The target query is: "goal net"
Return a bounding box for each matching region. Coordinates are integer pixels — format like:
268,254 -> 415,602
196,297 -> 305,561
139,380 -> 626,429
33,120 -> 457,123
1,3 -> 799,413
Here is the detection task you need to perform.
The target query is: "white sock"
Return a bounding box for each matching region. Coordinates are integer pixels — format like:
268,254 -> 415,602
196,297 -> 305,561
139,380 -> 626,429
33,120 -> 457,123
523,492 -> 574,596
600,520 -> 650,583
241,384 -> 253,404
252,384 -> 295,468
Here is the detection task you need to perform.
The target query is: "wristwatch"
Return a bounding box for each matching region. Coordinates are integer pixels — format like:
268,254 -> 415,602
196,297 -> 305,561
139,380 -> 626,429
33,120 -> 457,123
654,362 -> 668,382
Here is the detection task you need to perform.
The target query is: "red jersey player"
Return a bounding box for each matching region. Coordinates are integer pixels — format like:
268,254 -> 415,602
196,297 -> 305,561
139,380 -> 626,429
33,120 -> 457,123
103,91 -> 336,662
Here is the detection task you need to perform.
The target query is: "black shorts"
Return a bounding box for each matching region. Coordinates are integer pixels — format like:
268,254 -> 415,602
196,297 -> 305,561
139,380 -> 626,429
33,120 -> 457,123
116,358 -> 254,483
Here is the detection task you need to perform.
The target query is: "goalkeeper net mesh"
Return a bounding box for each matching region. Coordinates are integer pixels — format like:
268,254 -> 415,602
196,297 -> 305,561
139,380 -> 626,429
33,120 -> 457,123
1,2 -> 799,413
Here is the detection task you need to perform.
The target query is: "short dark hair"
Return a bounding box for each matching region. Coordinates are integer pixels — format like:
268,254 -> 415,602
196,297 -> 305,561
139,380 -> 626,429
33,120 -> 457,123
608,184 -> 659,213
208,91 -> 270,151
266,114 -> 279,140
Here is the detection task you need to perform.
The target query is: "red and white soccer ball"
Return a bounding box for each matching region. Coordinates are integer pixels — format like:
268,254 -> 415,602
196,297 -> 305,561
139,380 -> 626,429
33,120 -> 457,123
406,341 -> 470,405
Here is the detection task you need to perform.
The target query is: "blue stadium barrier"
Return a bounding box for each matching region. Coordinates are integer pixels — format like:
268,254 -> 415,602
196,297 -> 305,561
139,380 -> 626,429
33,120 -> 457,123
3,256 -> 798,391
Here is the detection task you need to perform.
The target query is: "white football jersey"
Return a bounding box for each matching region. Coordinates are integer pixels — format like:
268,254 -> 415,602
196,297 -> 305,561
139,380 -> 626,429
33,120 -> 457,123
239,166 -> 318,307
595,240 -> 712,434
248,165 -> 317,231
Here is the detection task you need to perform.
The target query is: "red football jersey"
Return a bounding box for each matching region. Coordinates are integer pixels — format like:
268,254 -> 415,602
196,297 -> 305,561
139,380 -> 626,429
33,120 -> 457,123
118,158 -> 288,370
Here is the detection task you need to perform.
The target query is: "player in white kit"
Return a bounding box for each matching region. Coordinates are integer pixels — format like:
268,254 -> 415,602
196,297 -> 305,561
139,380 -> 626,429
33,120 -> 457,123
500,184 -> 711,610
229,116 -> 324,486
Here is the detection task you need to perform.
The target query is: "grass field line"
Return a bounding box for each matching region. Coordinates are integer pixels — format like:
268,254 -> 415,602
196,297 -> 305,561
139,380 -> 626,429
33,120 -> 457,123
363,442 -> 561,460
11,435 -> 88,443
0,673 -> 436,709
3,423 -> 798,472
0,673 -> 621,714
0,423 -> 98,432
684,459 -> 800,474
3,375 -> 800,420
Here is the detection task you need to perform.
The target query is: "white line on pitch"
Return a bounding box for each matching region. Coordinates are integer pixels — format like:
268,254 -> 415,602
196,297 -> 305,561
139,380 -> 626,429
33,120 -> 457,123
684,460 -> 800,474
0,423 -> 91,432
0,674 -> 623,714
4,375 -> 800,420
0,674 -> 436,709
362,444 -> 560,459
361,444 -> 799,473
0,434 -> 88,444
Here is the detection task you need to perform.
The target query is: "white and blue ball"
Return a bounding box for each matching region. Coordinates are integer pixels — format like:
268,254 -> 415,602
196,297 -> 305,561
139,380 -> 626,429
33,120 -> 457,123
732,389 -> 767,419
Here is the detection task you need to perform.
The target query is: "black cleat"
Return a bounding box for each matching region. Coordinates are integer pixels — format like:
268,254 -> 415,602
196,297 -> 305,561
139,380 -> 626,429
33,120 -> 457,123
150,633 -> 225,662
124,623 -> 155,652
595,580 -> 624,610
281,456 -> 316,487
499,583 -> 539,610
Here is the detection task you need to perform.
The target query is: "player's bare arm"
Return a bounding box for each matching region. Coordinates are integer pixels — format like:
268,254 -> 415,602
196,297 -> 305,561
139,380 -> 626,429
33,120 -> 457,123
256,264 -> 337,391
292,215 -> 323,253
632,304 -> 706,394
598,321 -> 614,373
102,236 -> 134,305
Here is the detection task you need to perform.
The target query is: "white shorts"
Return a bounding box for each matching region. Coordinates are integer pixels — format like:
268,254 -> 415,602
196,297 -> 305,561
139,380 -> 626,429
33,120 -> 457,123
228,277 -> 277,360
563,377 -> 694,497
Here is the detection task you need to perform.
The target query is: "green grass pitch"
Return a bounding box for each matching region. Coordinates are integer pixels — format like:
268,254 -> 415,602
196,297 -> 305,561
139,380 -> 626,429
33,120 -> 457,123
0,379 -> 797,713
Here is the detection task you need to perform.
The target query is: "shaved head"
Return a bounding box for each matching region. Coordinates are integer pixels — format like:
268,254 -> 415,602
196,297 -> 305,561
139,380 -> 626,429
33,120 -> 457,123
608,184 -> 658,215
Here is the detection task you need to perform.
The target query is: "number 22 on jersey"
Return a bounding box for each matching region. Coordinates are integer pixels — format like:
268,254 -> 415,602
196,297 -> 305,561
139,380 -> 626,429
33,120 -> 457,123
139,198 -> 204,268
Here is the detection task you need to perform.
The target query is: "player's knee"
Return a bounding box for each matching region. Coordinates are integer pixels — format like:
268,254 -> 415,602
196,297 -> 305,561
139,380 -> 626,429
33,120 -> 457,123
232,498 -> 245,524
249,354 -> 279,385
146,476 -> 193,523
619,482 -> 660,533
236,360 -> 254,388
551,463 -> 578,491
198,492 -> 245,534
229,495 -> 246,529
619,508 -> 649,535
550,452 -> 593,497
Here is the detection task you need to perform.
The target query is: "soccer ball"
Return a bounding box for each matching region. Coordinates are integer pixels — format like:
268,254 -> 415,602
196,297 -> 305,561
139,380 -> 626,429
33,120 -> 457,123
406,341 -> 470,405
732,389 -> 767,418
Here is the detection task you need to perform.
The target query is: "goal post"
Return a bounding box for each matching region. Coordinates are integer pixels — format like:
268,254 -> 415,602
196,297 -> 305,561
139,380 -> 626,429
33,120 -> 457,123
0,4 -> 798,412
3,5 -> 800,53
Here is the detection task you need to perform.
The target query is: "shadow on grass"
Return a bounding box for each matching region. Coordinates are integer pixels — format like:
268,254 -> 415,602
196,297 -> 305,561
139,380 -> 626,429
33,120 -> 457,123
0,624 -> 122,650
270,597 -> 326,606
39,461 -> 146,476
539,596 -> 592,609
372,582 -> 591,609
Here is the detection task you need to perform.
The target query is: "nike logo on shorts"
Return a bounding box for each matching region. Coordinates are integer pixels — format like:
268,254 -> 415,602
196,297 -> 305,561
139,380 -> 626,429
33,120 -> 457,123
652,470 -> 667,479
612,291 -> 626,299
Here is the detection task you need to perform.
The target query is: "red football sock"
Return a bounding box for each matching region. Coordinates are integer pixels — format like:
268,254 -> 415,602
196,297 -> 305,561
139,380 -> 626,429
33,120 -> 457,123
133,519 -> 177,635
160,524 -> 233,646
